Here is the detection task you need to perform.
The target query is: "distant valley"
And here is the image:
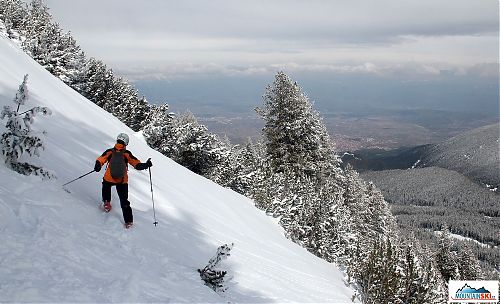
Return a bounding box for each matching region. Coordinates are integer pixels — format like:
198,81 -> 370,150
134,72 -> 499,150
196,108 -> 497,151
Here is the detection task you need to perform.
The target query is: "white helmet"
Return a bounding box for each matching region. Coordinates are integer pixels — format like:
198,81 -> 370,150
117,133 -> 129,145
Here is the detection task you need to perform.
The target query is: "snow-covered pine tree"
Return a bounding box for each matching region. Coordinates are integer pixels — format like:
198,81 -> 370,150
340,165 -> 399,268
398,238 -> 446,304
398,241 -> 420,303
53,31 -> 86,86
128,96 -> 150,131
80,57 -> 108,107
100,68 -> 118,112
22,0 -> 53,58
257,71 -> 338,179
208,141 -> 239,188
364,181 -> 396,236
357,238 -> 401,304
152,111 -> 230,178
79,62 -> 150,132
278,174 -> 316,243
0,0 -> 27,40
28,22 -> 62,74
436,227 -> 460,282
313,179 -> 355,263
343,165 -> 370,233
251,162 -> 286,213
2,0 -> 85,96
0,74 -> 53,178
254,71 -> 401,301
419,244 -> 447,303
106,76 -> 149,131
218,139 -> 264,196
457,242 -> 483,280
0,17 -> 5,36
142,103 -> 172,151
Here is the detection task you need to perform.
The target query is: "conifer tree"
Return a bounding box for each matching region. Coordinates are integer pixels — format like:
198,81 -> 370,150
357,238 -> 401,304
458,242 -> 482,280
254,71 -> 401,301
251,161 -> 285,213
107,76 -> 149,131
0,74 -> 53,178
220,139 -> 263,196
153,112 -> 230,177
436,227 -> 460,282
343,165 -> 370,235
209,142 -> 239,189
53,31 -> 86,86
22,0 -> 53,57
365,181 -> 395,236
398,239 -> 446,304
0,0 -> 27,40
313,180 -> 354,263
420,245 -> 447,303
279,174 -> 317,243
28,22 -> 62,74
257,71 -> 338,179
142,103 -> 172,151
80,58 -> 108,106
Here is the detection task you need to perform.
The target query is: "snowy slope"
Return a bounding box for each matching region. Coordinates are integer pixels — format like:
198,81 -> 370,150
0,36 -> 356,303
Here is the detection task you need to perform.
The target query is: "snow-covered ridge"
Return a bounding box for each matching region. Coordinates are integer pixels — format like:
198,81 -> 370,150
0,36 -> 356,302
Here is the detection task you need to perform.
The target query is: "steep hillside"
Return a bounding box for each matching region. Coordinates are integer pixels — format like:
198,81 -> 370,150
343,123 -> 499,191
0,35 -> 356,303
362,166 -> 499,242
362,167 -> 499,216
419,123 -> 500,189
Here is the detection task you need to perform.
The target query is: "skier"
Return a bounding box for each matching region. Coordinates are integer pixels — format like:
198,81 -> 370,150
94,133 -> 152,228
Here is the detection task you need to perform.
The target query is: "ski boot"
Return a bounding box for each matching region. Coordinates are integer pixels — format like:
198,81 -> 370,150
103,201 -> 112,213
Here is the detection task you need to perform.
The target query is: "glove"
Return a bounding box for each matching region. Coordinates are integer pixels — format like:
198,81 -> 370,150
136,158 -> 152,170
94,160 -> 102,172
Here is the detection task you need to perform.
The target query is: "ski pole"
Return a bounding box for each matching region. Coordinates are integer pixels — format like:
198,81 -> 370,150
149,166 -> 158,226
62,170 -> 95,187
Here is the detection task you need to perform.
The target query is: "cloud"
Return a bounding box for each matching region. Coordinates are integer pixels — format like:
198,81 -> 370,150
47,0 -> 498,42
45,0 -> 498,77
115,61 -> 498,82
465,63 -> 499,78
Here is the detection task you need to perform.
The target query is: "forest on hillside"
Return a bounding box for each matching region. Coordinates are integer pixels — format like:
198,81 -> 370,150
420,123 -> 500,190
362,167 -> 499,272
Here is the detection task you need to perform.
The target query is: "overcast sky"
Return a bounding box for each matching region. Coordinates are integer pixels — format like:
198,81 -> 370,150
45,0 -> 498,80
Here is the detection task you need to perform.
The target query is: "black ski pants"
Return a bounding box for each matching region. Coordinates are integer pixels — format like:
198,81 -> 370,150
102,181 -> 133,223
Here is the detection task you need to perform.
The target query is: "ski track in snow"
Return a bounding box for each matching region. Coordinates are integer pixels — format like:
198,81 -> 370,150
0,35 -> 356,303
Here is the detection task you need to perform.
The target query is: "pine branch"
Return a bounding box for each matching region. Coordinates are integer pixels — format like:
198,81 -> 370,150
198,243 -> 234,293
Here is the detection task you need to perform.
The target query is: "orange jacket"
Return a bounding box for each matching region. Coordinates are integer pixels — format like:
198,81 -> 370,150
96,143 -> 141,184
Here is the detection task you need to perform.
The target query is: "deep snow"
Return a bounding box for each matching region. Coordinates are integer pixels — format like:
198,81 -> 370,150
0,35 -> 356,303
